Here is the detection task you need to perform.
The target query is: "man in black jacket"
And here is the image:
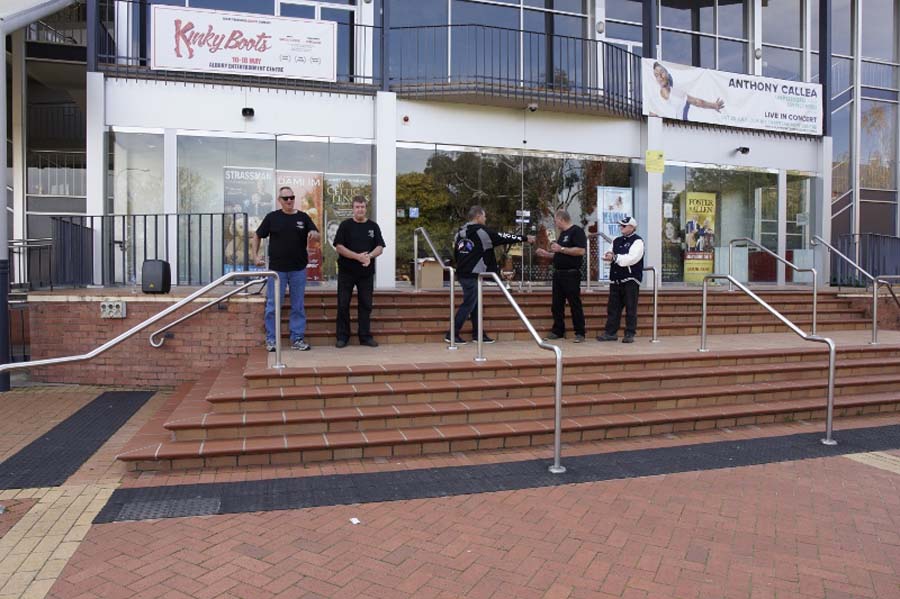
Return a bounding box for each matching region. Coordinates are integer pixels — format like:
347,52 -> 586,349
598,216 -> 645,343
447,205 -> 533,344
536,209 -> 587,343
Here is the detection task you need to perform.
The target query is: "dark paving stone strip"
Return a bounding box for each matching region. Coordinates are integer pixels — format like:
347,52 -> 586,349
95,424 -> 900,524
0,391 -> 155,490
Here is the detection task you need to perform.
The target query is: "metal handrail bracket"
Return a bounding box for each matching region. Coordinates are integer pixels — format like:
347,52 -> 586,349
475,271 -> 566,474
413,227 -> 458,351
0,271 -> 288,377
149,277 -> 268,347
728,237 -> 818,335
699,274 -> 837,446
811,235 -> 883,344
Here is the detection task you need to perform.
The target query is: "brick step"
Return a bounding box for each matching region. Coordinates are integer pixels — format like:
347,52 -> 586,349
168,370 -> 900,441
297,308 -> 862,328
207,357 -> 900,413
119,390 -> 900,470
294,318 -> 871,343
242,345 -> 900,388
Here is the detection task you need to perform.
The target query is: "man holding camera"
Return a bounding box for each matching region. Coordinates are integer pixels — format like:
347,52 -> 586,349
536,209 -> 587,343
252,186 -> 319,352
333,196 -> 385,348
598,216 -> 644,344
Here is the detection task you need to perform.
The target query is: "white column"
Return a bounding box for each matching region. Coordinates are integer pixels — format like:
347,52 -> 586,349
164,128 -> 179,283
86,72 -> 106,285
638,116 -> 663,289
11,30 -> 26,251
751,0 -> 763,75
374,91 -> 397,289
777,169 -> 787,285
814,136 -> 833,286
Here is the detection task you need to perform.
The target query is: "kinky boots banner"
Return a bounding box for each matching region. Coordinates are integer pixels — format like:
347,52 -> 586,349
642,59 -> 822,135
151,5 -> 337,82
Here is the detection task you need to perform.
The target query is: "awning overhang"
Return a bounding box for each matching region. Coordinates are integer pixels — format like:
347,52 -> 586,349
1,0 -> 76,35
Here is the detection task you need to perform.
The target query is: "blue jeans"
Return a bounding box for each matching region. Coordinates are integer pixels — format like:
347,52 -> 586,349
265,270 -> 307,343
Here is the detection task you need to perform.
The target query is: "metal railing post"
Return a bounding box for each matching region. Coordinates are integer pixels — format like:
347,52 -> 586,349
413,231 -> 420,291
585,235 -> 592,293
645,266 -> 659,343
476,272 -> 566,474
872,282 -> 878,345
698,273 -> 838,446
413,227 -> 457,350
448,267 -> 457,350
475,275 -> 486,362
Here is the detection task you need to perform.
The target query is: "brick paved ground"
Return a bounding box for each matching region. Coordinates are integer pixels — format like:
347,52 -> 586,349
47,449 -> 900,599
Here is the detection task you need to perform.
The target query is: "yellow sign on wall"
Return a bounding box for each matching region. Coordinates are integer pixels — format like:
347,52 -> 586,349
645,150 -> 665,174
684,192 -> 717,284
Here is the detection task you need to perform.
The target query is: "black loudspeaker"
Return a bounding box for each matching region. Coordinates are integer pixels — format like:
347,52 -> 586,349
142,260 -> 171,294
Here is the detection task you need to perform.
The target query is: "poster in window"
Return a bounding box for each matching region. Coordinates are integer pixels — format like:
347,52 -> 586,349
597,186 -> 633,281
223,166 -> 273,272
276,170 -> 324,281
684,192 -> 717,284
661,190 -> 684,283
324,174 -> 372,278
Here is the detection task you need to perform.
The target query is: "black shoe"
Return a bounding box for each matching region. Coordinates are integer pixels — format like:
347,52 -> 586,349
360,338 -> 379,348
573,335 -> 585,343
444,333 -> 467,344
335,339 -> 348,348
544,332 -> 565,340
478,334 -> 496,344
622,335 -> 635,344
597,333 -> 618,342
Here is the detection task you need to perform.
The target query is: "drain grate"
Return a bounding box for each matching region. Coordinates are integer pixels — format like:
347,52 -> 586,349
116,498 -> 222,521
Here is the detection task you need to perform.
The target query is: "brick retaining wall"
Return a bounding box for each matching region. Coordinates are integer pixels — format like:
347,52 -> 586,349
29,297 -> 265,387
845,294 -> 900,331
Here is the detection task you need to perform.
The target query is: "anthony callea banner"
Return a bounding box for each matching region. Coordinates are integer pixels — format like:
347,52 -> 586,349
152,5 -> 337,82
642,59 -> 822,135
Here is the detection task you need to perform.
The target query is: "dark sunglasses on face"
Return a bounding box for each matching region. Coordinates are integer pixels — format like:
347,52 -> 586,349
280,196 -> 295,201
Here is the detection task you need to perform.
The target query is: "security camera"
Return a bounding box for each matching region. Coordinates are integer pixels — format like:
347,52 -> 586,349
241,107 -> 255,118
527,103 -> 538,112
736,146 -> 750,155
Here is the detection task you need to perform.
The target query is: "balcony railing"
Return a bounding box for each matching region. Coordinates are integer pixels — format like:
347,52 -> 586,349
25,1 -> 87,46
96,0 -> 381,92
389,25 -> 643,118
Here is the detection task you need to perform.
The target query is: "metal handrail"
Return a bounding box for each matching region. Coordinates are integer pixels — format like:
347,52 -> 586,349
475,271 -> 565,474
728,237 -> 819,335
413,227 -> 457,351
0,271 -> 287,377
699,274 -> 837,446
149,277 -> 268,348
811,234 -> 896,344
586,232 -> 659,342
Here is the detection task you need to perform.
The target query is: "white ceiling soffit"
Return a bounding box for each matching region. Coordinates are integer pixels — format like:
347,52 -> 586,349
1,0 -> 76,35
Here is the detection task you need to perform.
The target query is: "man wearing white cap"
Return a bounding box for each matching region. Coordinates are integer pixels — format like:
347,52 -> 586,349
598,216 -> 644,343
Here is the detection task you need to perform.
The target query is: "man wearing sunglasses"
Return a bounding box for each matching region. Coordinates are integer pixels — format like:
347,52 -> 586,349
251,186 -> 320,352
598,216 -> 644,344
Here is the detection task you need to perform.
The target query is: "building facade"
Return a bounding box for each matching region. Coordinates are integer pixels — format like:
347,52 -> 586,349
4,0 -> 899,290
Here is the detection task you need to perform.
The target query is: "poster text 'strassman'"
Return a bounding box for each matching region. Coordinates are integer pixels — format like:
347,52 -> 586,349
641,59 -> 822,136
151,5 -> 337,83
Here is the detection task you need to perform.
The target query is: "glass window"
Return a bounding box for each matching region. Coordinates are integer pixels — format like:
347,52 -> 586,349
810,0 -> 819,53
606,0 -> 642,23
860,201 -> 897,235
832,56 -> 854,96
189,0 -> 275,14
860,100 -> 898,190
718,39 -> 747,73
111,132 -> 164,215
762,46 -> 802,81
279,4 -> 315,18
390,0 -> 448,26
452,0 -> 518,27
524,0 -> 586,12
761,0 -> 801,47
717,1 -> 746,39
862,0 -> 897,61
861,62 -> 899,89
832,102 -> 853,200
661,30 -> 715,68
832,0 -> 852,56
606,21 -> 642,42
661,0 -> 714,33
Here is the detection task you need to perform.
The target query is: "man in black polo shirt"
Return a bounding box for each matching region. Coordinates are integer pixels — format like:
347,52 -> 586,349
536,209 -> 587,343
333,196 -> 386,348
251,186 -> 320,352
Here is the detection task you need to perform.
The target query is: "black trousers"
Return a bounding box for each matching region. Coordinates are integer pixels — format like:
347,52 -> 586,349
336,270 -> 375,342
453,277 -> 479,335
551,270 -> 585,337
604,280 -> 640,337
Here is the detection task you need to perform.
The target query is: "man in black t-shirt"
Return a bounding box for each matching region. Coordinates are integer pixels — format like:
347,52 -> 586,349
251,186 -> 320,352
333,196 -> 386,348
535,209 -> 587,343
